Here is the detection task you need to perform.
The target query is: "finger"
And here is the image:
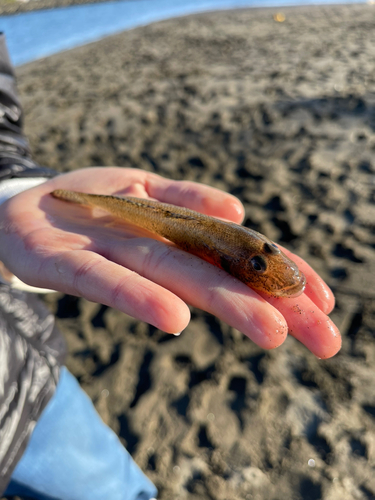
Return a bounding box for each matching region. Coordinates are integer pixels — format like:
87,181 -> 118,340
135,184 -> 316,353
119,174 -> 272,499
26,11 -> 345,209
31,249 -> 191,334
103,238 -> 289,350
281,247 -> 335,314
145,174 -> 245,223
264,293 -> 341,359
41,167 -> 246,224
104,237 -> 341,357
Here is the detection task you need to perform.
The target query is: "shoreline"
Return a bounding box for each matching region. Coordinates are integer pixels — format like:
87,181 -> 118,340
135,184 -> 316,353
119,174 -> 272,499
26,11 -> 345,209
11,3 -> 314,69
0,0 -> 368,16
13,2 -> 368,70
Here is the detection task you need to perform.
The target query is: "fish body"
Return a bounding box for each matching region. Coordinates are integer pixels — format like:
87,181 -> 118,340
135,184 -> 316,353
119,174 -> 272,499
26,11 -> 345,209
51,190 -> 306,298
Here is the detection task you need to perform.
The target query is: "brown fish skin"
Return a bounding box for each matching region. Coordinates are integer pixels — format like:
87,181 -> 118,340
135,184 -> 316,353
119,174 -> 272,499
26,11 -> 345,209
51,190 -> 306,298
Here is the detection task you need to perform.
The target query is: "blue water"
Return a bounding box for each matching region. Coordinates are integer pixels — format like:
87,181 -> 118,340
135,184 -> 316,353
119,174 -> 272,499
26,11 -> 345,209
0,0 -> 367,66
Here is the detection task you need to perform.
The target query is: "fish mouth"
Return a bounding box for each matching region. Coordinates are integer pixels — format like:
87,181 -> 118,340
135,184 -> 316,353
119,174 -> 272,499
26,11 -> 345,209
274,271 -> 306,298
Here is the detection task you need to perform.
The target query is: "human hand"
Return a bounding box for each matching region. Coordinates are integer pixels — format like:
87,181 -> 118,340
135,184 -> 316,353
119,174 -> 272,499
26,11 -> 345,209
0,167 -> 341,358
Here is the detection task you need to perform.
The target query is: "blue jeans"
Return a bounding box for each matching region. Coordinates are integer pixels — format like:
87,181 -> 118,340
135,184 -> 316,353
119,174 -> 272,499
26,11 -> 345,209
4,368 -> 157,500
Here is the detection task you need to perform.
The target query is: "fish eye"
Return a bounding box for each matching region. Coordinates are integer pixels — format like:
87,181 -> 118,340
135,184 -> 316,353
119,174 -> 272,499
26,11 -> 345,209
263,242 -> 281,255
250,255 -> 267,273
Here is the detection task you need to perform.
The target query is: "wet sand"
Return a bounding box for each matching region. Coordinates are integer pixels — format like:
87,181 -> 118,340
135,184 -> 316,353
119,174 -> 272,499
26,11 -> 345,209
7,4 -> 375,499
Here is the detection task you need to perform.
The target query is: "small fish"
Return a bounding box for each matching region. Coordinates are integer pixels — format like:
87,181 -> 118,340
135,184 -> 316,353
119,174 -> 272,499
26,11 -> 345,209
51,190 -> 306,298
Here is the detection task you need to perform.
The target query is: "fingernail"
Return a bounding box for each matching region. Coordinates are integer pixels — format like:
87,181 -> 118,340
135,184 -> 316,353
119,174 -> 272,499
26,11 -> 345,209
173,332 -> 181,336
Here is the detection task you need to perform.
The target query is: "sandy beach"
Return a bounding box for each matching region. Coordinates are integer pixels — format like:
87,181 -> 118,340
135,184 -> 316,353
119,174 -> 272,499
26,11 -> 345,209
5,3 -> 375,499
0,0 -> 122,15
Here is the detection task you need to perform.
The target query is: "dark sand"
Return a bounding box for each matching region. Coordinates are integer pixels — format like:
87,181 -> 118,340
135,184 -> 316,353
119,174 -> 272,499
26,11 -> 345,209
5,4 -> 375,499
0,0 -> 122,15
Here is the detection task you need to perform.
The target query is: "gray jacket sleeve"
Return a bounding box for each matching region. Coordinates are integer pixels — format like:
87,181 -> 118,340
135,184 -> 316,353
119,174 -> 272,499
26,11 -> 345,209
0,33 -> 66,493
0,32 -> 56,180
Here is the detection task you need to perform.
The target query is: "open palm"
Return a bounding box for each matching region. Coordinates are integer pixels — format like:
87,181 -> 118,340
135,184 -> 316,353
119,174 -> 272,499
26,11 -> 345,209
0,167 -> 341,358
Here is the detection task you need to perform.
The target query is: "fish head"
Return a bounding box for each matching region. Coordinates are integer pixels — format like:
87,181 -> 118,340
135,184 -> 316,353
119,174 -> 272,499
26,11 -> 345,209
243,239 -> 306,298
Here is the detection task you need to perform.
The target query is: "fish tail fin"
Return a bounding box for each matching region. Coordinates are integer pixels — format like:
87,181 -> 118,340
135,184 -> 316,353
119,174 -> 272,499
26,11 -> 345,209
51,189 -> 95,206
